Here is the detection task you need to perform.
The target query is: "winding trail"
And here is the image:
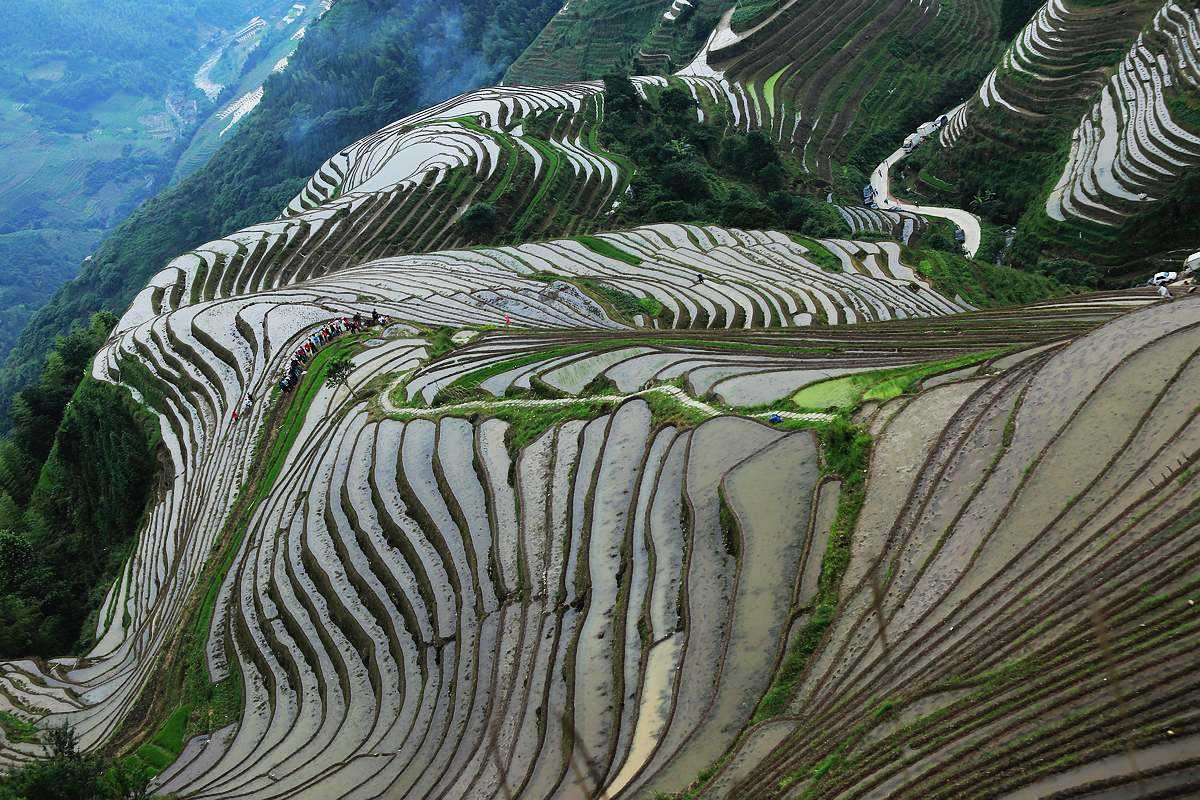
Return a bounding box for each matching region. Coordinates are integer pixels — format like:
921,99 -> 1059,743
870,120 -> 983,258
378,379 -> 835,424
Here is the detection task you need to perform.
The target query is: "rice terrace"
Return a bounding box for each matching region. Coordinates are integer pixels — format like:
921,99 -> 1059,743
0,0 -> 1198,798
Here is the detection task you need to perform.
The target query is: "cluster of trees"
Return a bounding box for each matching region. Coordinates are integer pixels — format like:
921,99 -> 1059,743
598,76 -> 846,236
0,313 -> 160,658
999,0 -> 1043,41
0,724 -> 158,800
0,0 -> 561,421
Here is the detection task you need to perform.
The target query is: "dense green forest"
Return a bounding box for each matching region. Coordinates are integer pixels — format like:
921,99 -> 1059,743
0,723 -> 155,800
0,313 -> 160,659
596,76 -> 848,235
0,0 -> 560,429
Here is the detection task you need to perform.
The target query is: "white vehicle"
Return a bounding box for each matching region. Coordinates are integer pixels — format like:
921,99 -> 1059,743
1185,251 -> 1200,274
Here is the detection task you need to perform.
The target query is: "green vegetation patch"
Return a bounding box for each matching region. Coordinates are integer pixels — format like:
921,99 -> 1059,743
792,350 -> 1002,410
575,235 -> 643,266
0,710 -> 39,744
902,246 -> 1070,308
490,399 -> 612,456
0,333 -> 160,659
753,417 -> 871,721
730,0 -> 780,31
133,706 -> 190,772
598,76 -> 847,238
576,279 -> 664,320
790,236 -> 844,273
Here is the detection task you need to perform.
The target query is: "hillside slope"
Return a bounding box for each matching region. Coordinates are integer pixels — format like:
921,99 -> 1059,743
0,0 -> 561,426
912,0 -> 1200,281
1,3 -> 1198,799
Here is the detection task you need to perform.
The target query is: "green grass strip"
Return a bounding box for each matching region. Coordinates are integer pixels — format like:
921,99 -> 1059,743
575,236 -> 643,266
456,117 -> 521,203
792,350 -> 1003,410
752,418 -> 871,723
763,65 -> 788,117
513,135 -> 563,234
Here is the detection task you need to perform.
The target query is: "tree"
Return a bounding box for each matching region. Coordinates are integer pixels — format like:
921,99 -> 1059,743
325,357 -> 356,400
458,203 -> 499,240
0,723 -> 155,800
659,86 -> 695,121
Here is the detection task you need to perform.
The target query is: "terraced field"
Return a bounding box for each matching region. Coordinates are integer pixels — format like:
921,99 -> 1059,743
702,295 -> 1200,799
1046,0 -> 1200,225
505,0 -> 727,81
0,175 -> 1179,797
685,0 -> 1006,178
922,0 -> 1200,274
1,5 -> 1197,800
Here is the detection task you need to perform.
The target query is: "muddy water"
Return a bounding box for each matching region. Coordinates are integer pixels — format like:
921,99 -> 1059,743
573,401 -> 652,775
1052,347 -> 1200,542
476,418 -> 519,592
790,381 -> 980,715
517,429 -> 554,598
547,421 -> 586,606
999,735 -> 1200,799
626,417 -> 785,797
543,347 -> 655,394
607,353 -> 695,392
610,428 -> 677,787
713,367 -> 864,407
563,417 -> 606,607
603,632 -> 684,796
438,418 -> 499,611
947,326 -> 1200,608
647,433 -> 690,636
873,379 -> 1020,646
641,432 -> 819,795
798,479 -> 841,607
384,421 -> 456,641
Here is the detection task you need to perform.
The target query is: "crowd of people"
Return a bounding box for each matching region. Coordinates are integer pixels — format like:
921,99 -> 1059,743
276,309 -> 389,394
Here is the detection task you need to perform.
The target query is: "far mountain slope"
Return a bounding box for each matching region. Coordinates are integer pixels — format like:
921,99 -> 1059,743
0,0 -> 326,358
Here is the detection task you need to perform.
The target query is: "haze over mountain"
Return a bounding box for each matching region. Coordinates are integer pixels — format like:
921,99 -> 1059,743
0,1 -> 1197,799
0,0 -> 336,359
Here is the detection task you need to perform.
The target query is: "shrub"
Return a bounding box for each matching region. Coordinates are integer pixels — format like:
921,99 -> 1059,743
459,202 -> 500,238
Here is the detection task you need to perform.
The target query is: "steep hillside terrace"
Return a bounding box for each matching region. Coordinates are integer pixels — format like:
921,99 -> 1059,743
942,0 -> 1162,149
691,0 -> 1005,179
1046,0 -> 1200,226
505,0 -> 682,84
695,296 -> 1200,800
